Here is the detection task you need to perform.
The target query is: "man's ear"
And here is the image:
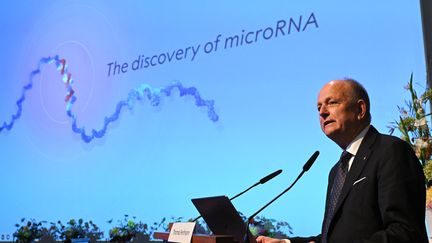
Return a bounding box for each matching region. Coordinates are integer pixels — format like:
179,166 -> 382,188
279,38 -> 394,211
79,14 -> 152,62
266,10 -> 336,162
357,99 -> 367,120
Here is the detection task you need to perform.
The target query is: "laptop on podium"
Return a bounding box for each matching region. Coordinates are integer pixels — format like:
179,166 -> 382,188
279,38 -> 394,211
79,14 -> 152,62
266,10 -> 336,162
191,195 -> 256,243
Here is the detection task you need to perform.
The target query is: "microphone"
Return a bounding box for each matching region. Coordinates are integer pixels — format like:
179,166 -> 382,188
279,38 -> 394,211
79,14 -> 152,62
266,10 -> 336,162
303,151 -> 319,172
192,169 -> 283,222
243,151 -> 319,243
259,169 -> 283,184
231,169 -> 282,201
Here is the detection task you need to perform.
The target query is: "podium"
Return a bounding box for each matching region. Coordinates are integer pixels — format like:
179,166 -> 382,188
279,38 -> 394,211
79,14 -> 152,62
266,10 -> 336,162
153,232 -> 236,243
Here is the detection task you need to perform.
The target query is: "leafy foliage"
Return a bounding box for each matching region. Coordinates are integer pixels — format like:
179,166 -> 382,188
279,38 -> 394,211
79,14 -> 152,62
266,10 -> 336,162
389,74 -> 432,183
54,219 -> 103,242
249,216 -> 293,238
236,212 -> 293,238
12,213 -> 293,242
13,218 -> 46,243
107,215 -> 150,242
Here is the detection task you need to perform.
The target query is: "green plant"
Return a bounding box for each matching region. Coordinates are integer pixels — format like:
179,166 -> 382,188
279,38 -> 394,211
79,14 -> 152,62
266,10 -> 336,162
13,218 -> 46,243
55,219 -> 103,242
249,216 -> 293,238
108,215 -> 149,242
235,212 -> 293,238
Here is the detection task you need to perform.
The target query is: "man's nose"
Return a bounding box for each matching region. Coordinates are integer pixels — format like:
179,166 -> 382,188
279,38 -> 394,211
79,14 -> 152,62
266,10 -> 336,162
319,105 -> 329,118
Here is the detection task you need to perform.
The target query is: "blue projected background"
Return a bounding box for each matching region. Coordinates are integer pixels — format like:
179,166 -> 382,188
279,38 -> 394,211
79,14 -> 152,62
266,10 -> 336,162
0,0 -> 426,238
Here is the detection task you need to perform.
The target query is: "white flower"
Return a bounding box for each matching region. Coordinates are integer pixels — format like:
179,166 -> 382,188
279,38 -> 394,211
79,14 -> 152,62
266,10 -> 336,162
414,117 -> 427,127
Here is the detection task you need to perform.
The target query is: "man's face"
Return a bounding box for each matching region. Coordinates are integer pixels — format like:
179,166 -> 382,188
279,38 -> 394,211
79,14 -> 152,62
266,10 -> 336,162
317,81 -> 362,148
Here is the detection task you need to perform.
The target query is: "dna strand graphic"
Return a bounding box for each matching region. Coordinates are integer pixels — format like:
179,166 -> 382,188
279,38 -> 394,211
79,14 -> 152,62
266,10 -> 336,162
0,55 -> 219,143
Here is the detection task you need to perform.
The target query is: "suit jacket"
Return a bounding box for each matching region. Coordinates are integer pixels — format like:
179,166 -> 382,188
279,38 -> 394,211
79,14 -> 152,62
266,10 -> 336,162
291,126 -> 428,243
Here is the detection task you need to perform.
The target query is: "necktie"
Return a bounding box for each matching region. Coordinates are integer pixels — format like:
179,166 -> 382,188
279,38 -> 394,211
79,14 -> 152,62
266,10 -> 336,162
321,150 -> 352,243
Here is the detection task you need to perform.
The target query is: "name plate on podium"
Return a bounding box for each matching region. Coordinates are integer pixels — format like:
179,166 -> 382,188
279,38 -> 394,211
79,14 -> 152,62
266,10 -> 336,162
168,222 -> 196,243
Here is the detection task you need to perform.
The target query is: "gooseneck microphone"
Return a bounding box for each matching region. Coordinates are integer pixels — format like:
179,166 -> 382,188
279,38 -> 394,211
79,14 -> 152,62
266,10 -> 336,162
243,151 -> 319,243
230,169 -> 283,201
192,169 -> 283,222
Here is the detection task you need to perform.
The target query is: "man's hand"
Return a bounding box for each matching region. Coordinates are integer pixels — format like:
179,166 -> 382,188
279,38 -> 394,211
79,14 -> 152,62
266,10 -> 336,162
427,200 -> 432,209
256,236 -> 284,243
256,236 -> 315,243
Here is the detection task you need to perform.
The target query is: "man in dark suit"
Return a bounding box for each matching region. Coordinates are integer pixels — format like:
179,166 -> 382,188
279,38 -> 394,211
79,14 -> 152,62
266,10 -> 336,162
256,79 -> 428,243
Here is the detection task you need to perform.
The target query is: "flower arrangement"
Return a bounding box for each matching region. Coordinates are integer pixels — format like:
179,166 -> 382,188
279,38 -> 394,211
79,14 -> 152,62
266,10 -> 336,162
389,74 -> 432,206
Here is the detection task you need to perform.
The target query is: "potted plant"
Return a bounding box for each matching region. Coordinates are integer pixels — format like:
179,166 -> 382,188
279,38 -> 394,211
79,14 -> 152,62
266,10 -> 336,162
55,219 -> 103,243
13,218 -> 47,243
107,215 -> 149,242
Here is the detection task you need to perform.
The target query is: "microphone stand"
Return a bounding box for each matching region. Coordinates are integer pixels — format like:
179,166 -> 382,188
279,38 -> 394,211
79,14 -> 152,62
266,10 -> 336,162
243,172 -> 304,243
243,151 -> 319,243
